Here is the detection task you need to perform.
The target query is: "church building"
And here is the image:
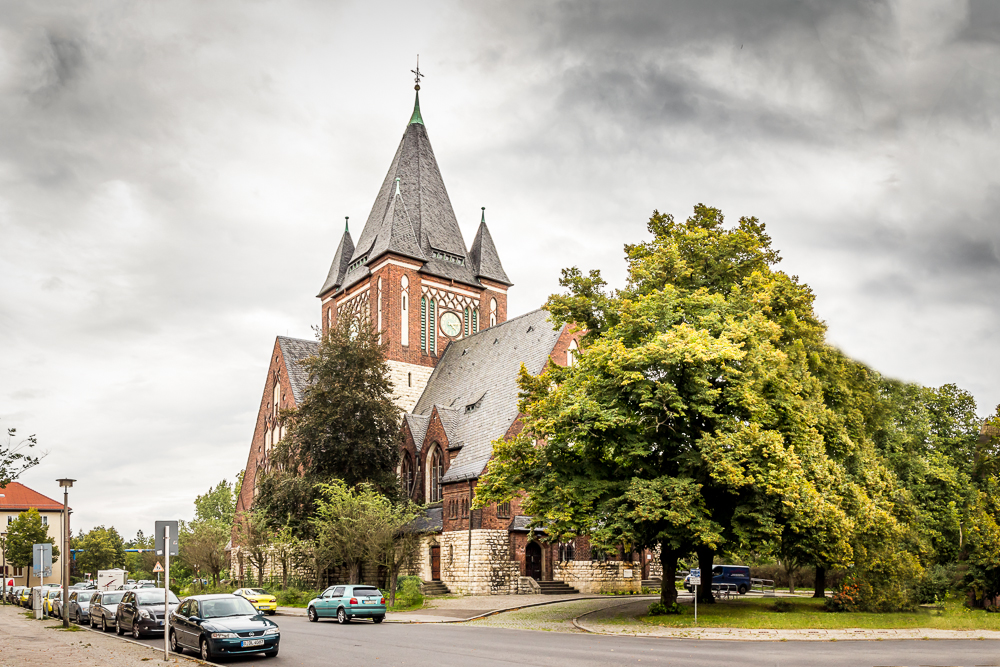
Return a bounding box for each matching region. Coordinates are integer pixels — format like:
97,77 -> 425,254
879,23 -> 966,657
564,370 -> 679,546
235,82 -> 644,595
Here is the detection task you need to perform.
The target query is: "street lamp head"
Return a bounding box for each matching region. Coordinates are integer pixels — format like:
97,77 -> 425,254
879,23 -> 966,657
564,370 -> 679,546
56,479 -> 76,488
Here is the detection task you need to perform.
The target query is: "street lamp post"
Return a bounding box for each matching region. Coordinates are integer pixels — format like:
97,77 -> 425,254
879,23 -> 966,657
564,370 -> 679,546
56,479 -> 75,628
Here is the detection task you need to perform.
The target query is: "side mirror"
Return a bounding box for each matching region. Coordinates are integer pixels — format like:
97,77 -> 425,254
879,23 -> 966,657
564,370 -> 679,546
189,616 -> 203,624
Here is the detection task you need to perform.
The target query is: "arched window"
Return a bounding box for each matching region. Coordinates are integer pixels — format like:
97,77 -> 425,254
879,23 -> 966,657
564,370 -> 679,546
427,445 -> 443,503
496,501 -> 511,519
420,296 -> 427,350
567,339 -> 578,367
400,453 -> 414,497
462,497 -> 469,518
377,277 -> 383,342
489,298 -> 497,327
401,275 -> 409,346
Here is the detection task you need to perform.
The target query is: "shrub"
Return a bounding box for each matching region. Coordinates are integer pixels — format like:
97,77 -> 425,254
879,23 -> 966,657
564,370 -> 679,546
648,602 -> 684,616
392,576 -> 424,609
771,598 -> 793,613
915,564 -> 955,604
824,582 -> 859,612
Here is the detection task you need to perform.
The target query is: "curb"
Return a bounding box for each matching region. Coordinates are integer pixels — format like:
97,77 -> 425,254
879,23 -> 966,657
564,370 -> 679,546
84,624 -> 221,666
392,595 -> 660,625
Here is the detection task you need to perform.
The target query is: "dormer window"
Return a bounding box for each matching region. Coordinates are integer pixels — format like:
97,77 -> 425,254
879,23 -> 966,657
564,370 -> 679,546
348,255 -> 368,272
431,250 -> 464,266
567,339 -> 579,367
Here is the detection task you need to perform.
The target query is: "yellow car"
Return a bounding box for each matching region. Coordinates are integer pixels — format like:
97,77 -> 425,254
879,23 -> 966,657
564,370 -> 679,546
44,589 -> 62,614
19,588 -> 32,606
233,588 -> 278,615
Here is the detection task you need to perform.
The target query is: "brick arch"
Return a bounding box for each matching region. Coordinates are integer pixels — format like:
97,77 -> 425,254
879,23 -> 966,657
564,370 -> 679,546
425,442 -> 444,504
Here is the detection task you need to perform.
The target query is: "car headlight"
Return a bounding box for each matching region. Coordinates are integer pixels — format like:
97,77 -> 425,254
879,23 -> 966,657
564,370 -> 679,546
210,632 -> 238,639
139,610 -> 151,619
264,628 -> 279,636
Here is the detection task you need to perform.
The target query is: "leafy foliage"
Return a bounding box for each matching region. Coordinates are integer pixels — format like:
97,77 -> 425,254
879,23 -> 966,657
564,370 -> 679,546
1,423 -> 43,488
74,526 -> 126,575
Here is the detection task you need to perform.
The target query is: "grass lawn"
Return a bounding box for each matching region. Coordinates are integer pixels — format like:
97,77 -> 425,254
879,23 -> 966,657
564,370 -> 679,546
639,597 -> 1000,631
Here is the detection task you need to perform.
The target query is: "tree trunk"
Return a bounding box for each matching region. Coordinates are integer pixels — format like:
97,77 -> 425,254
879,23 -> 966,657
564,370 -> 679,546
696,546 -> 715,604
813,565 -> 827,598
349,561 -> 360,585
281,561 -> 288,590
658,542 -> 679,606
388,568 -> 399,607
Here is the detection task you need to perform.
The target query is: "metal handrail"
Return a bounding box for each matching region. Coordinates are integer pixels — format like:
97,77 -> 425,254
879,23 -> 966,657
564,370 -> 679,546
751,578 -> 776,596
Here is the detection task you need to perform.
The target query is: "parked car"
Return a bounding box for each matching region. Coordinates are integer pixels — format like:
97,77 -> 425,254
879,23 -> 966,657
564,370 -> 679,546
90,590 -> 126,632
684,565 -> 752,595
8,585 -> 25,605
18,587 -> 32,607
169,594 -> 279,660
44,589 -> 62,615
115,588 -> 180,639
306,584 -> 386,624
67,589 -> 97,624
233,588 -> 278,615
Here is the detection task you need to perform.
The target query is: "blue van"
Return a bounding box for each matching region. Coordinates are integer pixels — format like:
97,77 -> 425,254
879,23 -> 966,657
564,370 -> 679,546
684,565 -> 752,594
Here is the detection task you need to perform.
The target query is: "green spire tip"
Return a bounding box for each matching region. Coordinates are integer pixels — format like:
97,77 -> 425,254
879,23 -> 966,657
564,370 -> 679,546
481,207 -> 486,224
345,216 -> 349,233
409,91 -> 423,125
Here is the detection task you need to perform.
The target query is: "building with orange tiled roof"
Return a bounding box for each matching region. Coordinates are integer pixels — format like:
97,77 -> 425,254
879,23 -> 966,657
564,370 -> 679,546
1,482 -> 69,588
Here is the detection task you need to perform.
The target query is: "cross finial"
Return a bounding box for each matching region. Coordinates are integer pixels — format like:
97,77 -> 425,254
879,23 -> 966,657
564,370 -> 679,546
481,206 -> 486,224
345,216 -> 349,233
411,55 -> 424,91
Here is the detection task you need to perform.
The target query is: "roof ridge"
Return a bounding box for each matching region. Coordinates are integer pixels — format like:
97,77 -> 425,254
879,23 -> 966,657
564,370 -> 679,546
276,335 -> 318,344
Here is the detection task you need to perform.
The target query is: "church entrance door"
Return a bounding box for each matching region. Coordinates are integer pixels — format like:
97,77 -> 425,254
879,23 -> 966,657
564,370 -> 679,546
431,545 -> 441,581
525,542 -> 542,580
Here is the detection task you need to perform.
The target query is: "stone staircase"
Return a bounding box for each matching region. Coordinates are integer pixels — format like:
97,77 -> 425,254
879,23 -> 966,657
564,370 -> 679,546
642,578 -> 662,590
421,581 -> 451,596
537,580 -> 579,595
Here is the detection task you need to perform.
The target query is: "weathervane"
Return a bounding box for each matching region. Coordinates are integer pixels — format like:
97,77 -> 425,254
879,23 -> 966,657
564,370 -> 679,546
411,55 -> 424,91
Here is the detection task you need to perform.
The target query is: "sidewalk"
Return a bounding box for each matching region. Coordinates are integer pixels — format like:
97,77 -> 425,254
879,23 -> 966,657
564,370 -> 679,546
0,605 -> 192,666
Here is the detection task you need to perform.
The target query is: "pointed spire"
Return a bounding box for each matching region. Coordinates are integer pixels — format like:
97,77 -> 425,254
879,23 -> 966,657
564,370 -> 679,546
317,218 -> 356,296
469,207 -> 512,286
409,92 -> 423,126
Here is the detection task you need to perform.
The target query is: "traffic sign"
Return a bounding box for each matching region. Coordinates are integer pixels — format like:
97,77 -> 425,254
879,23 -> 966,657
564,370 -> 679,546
153,561 -> 164,573
32,543 -> 52,578
689,568 -> 701,586
154,521 -> 179,557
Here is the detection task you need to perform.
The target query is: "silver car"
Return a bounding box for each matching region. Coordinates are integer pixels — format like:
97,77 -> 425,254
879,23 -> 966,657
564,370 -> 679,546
68,589 -> 97,624
90,590 -> 126,632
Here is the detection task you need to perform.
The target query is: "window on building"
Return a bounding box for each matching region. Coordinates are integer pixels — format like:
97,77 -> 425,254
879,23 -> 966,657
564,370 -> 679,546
472,309 -> 478,333
41,516 -> 48,526
428,300 -> 437,354
420,296 -> 427,351
408,372 -> 412,387
401,276 -> 409,346
13,566 -> 24,577
490,298 -> 497,327
496,501 -> 511,519
7,515 -> 13,525
558,541 -> 576,562
428,446 -> 443,503
462,498 -> 469,518
377,277 -> 383,341
401,454 -> 414,497
567,339 -> 578,367
464,307 -> 470,337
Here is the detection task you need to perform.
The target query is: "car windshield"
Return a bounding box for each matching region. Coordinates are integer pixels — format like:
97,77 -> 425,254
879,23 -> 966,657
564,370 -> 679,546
247,589 -> 267,595
200,597 -> 258,619
354,587 -> 380,597
137,590 -> 180,605
48,590 -> 61,598
77,592 -> 95,602
101,592 -> 125,604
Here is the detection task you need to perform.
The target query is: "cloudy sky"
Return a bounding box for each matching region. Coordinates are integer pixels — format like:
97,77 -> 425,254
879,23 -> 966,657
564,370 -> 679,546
2,0 -> 998,538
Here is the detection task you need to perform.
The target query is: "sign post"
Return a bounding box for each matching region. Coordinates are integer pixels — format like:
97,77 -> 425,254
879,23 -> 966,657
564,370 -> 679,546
155,521 -> 178,661
32,543 -> 52,620
689,568 -> 701,626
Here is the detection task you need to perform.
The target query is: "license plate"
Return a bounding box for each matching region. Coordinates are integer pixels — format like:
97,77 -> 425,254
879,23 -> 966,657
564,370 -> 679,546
157,620 -> 163,626
241,639 -> 265,647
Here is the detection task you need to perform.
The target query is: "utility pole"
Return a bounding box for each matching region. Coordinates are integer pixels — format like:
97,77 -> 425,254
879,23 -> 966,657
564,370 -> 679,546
1,531 -> 7,606
57,479 -> 75,629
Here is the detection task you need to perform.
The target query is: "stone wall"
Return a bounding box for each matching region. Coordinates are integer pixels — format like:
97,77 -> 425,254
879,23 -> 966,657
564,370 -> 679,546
386,359 -> 433,413
438,530 -> 520,595
553,560 -> 641,593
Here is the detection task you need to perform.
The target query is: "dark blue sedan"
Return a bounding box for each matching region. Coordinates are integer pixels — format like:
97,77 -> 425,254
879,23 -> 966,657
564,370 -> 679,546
169,594 -> 279,660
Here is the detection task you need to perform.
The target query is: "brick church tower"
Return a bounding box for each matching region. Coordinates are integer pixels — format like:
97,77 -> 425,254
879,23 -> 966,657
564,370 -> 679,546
317,88 -> 512,411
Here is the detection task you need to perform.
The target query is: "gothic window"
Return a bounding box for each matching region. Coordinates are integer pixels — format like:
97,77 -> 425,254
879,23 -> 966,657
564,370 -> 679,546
401,275 -> 410,346
401,453 -> 414,497
464,307 -> 470,337
327,306 -> 333,331
420,297 -> 427,351
429,300 -> 437,353
428,445 -> 443,503
472,309 -> 478,333
462,497 -> 469,518
567,339 -> 578,367
377,277 -> 383,342
558,541 -> 576,562
490,298 -> 497,327
496,501 -> 511,519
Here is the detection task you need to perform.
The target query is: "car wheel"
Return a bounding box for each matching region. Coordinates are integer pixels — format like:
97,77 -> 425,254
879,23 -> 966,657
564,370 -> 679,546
264,647 -> 279,658
373,615 -> 384,624
738,585 -> 748,595
116,620 -> 125,635
169,630 -> 183,655
132,622 -> 142,639
101,617 -> 109,632
307,606 -> 318,622
337,608 -> 350,624
200,638 -> 212,661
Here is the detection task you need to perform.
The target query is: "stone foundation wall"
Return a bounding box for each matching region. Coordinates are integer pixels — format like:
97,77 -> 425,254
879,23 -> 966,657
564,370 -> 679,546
438,530 -> 520,595
553,560 -> 641,593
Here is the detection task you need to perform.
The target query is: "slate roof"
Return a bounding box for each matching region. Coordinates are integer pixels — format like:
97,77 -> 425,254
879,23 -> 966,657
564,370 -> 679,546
468,216 -> 511,286
405,505 -> 443,534
0,482 -> 65,511
403,414 -> 431,453
508,515 -> 544,533
277,336 -> 319,406
339,94 -> 483,293
317,228 -> 355,296
412,309 -> 565,483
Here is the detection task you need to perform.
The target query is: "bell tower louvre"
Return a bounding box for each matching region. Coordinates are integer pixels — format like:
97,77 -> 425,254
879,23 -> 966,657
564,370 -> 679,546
317,85 -> 512,412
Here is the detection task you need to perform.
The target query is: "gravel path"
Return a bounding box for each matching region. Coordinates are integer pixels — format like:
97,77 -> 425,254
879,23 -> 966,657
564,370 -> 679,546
0,605 -> 193,666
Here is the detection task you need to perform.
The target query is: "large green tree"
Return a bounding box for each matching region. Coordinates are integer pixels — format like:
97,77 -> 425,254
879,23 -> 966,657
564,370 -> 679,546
195,479 -> 236,526
257,317 -> 401,537
477,206 -> 861,606
74,526 -> 127,576
5,509 -> 59,589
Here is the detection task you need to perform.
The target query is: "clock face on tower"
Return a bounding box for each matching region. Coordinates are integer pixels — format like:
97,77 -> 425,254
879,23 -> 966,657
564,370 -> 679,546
439,311 -> 462,338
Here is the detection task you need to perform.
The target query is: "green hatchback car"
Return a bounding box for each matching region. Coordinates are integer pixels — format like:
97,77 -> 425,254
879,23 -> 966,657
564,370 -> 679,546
307,585 -> 386,624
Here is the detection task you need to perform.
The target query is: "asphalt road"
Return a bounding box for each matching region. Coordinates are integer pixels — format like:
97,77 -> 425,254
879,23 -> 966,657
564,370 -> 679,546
110,615 -> 1000,667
